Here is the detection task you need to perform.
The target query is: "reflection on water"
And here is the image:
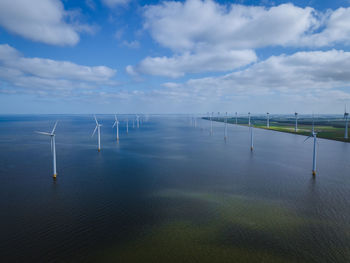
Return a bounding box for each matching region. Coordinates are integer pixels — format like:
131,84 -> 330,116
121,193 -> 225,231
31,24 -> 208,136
0,115 -> 350,262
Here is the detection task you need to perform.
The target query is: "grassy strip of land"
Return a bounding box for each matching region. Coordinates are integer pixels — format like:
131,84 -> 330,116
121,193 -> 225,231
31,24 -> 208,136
204,117 -> 350,143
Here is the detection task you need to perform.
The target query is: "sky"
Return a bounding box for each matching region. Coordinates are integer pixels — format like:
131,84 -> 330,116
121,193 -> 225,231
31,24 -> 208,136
0,0 -> 350,114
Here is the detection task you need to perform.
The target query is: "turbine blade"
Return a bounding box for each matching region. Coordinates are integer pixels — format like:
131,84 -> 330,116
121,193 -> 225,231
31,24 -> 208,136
94,115 -> 98,125
35,131 -> 51,136
51,121 -> 58,134
112,121 -> 116,128
92,126 -> 97,137
304,136 -> 311,142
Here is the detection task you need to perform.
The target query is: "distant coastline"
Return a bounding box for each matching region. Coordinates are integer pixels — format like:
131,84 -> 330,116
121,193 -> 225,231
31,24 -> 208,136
204,117 -> 350,143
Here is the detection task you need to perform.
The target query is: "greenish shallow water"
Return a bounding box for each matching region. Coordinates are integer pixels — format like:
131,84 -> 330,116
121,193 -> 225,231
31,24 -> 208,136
0,115 -> 350,262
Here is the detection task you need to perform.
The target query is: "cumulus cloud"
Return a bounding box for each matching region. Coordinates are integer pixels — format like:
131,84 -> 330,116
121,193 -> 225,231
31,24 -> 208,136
162,50 -> 350,100
128,49 -> 257,77
128,0 -> 350,78
0,0 -> 93,45
301,7 -> 350,47
0,44 -> 117,95
143,0 -> 320,51
143,0 -> 350,50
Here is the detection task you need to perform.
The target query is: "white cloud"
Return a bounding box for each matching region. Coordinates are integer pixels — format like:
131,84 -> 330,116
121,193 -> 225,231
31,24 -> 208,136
129,1 -> 350,78
301,7 -> 350,47
161,50 -> 350,101
128,49 -> 257,77
0,44 -> 117,95
125,65 -> 138,76
122,40 -> 140,49
0,0 -> 92,45
143,0 -> 318,51
102,0 -> 131,8
143,0 -> 350,51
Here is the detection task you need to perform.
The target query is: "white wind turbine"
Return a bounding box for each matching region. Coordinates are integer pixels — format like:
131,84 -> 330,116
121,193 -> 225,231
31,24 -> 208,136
250,122 -> 254,151
294,112 -> 298,132
36,121 -> 58,179
126,117 -> 129,134
112,114 -> 119,141
304,116 -> 317,176
235,112 -> 238,125
344,105 -> 349,139
92,115 -> 102,152
137,115 -> 140,128
210,112 -> 213,135
248,112 -> 251,126
224,112 -> 228,140
267,112 -> 270,128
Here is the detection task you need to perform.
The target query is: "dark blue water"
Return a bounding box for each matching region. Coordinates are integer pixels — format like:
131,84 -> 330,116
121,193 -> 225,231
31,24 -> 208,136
0,115 -> 349,262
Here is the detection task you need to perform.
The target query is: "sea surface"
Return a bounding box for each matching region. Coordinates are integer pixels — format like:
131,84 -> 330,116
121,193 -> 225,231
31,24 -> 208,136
0,115 -> 349,263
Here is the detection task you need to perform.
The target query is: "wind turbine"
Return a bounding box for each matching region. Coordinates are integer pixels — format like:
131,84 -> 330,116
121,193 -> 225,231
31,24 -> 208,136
36,121 -> 58,179
126,117 -> 129,134
112,115 -> 119,141
294,112 -> 298,132
267,112 -> 270,128
137,115 -> 140,128
248,112 -> 251,127
344,105 -> 349,139
210,112 -> 213,135
224,112 -> 228,140
133,117 -> 135,128
92,115 -> 102,152
235,112 -> 238,124
304,117 -> 317,176
250,122 -> 254,151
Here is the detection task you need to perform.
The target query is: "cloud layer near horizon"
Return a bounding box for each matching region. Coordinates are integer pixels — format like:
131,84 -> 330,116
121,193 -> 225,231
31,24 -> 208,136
0,44 -> 116,96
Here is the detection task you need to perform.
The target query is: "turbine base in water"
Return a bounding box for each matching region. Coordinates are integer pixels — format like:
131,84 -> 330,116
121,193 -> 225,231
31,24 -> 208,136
98,148 -> 101,152
312,170 -> 316,176
53,174 -> 57,179
250,147 -> 253,151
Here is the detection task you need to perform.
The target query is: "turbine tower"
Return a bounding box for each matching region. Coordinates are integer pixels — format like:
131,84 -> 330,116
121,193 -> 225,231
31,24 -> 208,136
304,118 -> 317,176
112,115 -> 119,141
235,112 -> 238,124
294,112 -> 298,132
126,117 -> 129,134
250,124 -> 254,151
92,115 -> 102,152
344,106 -> 349,139
210,112 -> 213,135
224,112 -> 228,140
137,115 -> 140,128
248,112 -> 251,127
267,112 -> 270,128
36,121 -> 58,179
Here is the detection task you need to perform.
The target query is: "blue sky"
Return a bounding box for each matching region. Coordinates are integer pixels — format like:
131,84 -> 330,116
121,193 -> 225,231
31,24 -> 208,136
0,0 -> 350,114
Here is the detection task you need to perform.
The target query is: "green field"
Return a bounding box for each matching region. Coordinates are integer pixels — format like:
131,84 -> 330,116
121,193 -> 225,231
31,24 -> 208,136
205,116 -> 350,143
